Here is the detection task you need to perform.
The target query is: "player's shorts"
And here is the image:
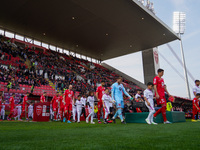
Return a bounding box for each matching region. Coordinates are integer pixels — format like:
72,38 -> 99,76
193,107 -> 198,115
53,106 -> 58,112
156,96 -> 166,106
116,101 -> 124,109
98,100 -> 103,109
77,107 -> 82,114
64,103 -> 72,112
59,107 -> 64,113
104,103 -> 110,114
10,106 -> 14,112
72,105 -> 76,110
88,106 -> 94,114
22,106 -> 28,112
145,101 -> 155,112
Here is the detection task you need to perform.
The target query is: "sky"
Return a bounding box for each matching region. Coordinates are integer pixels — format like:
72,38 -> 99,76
104,0 -> 200,99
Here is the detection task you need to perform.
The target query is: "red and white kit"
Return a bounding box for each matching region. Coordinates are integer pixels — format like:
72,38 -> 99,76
40,95 -> 46,103
153,76 -> 166,105
96,86 -> 105,121
64,90 -> 74,111
52,96 -> 59,112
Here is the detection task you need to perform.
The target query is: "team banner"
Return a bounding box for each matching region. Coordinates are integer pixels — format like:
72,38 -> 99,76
153,47 -> 160,74
33,102 -> 50,122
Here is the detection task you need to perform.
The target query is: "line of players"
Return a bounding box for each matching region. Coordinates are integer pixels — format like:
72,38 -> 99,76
41,69 -> 173,125
48,84 -> 115,124
0,92 -> 34,121
0,69 -> 173,124
49,77 -> 135,124
2,68 -> 199,124
0,79 -> 121,123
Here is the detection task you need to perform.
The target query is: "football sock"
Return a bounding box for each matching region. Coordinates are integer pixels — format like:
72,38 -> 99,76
8,112 -> 13,119
54,112 -> 57,120
68,113 -> 71,121
73,112 -> 76,121
150,110 -> 155,123
113,111 -> 118,119
91,112 -> 94,122
118,109 -> 123,121
153,107 -> 162,117
147,111 -> 153,121
195,113 -> 198,120
161,106 -> 167,122
65,112 -> 68,119
104,112 -> 109,120
97,109 -> 101,120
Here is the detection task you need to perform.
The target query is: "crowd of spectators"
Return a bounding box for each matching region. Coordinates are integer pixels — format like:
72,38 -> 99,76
0,36 -> 49,91
0,35 -> 141,96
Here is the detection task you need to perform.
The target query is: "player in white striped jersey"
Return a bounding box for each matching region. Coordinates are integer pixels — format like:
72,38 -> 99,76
109,94 -> 114,122
28,103 -> 33,120
144,82 -> 157,125
15,101 -> 22,121
102,88 -> 113,124
86,91 -> 95,124
80,94 -> 87,119
75,95 -> 82,123
1,100 -> 5,120
72,103 -> 77,122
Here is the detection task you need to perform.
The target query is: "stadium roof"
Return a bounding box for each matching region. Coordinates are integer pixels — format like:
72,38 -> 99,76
0,0 -> 179,61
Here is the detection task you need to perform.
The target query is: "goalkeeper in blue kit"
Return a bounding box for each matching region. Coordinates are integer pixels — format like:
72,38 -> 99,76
111,77 -> 133,124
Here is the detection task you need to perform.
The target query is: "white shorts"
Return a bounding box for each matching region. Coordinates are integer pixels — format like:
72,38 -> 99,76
1,109 -> 5,115
88,106 -> 94,114
145,100 -> 155,112
73,105 -> 76,110
76,107 -> 82,113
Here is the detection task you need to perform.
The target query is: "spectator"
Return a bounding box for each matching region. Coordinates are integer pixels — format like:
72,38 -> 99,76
7,80 -> 12,92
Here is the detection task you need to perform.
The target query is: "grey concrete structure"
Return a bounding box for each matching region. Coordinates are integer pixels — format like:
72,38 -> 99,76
142,48 -> 156,85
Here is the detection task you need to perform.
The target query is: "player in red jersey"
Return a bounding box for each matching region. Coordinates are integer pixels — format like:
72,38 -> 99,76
40,92 -> 46,103
51,92 -> 60,121
8,93 -> 15,121
63,85 -> 74,123
153,69 -> 171,124
191,93 -> 200,122
20,92 -> 30,120
59,92 -> 65,122
96,80 -> 106,123
0,91 -> 4,121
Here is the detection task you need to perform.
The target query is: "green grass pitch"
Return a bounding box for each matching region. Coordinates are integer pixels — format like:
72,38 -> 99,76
0,119 -> 199,150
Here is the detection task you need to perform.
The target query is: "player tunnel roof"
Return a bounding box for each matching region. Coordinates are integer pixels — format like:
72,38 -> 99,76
0,0 -> 179,61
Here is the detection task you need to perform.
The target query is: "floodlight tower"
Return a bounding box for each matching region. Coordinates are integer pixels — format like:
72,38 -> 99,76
173,12 -> 191,99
